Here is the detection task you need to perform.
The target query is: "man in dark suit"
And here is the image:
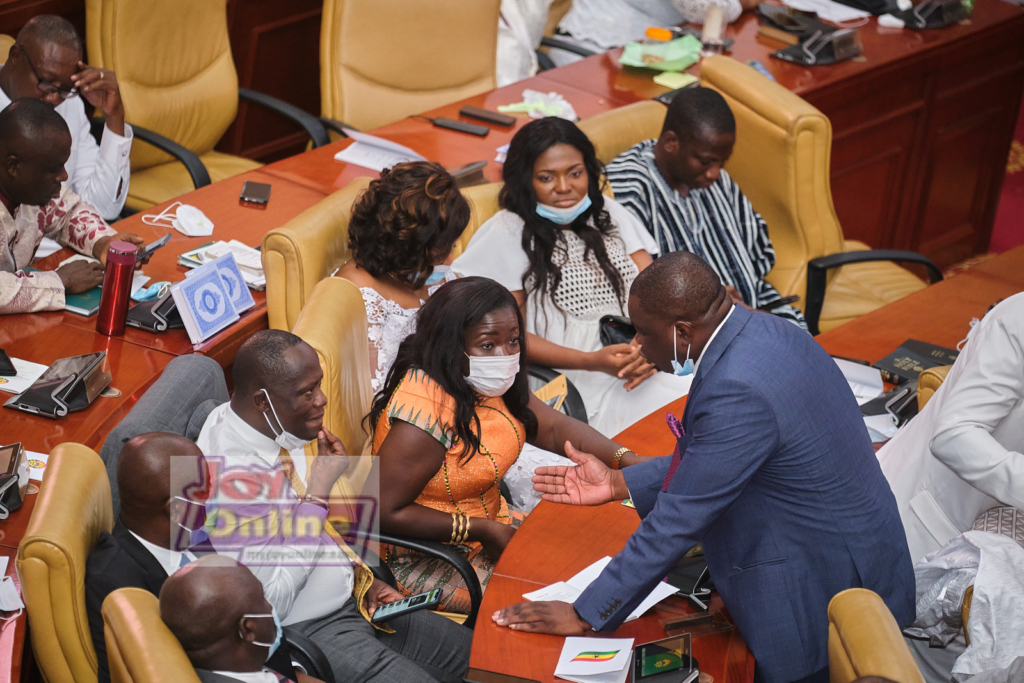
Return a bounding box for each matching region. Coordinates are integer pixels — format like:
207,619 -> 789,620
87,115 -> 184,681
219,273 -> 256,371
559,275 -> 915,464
493,252 -> 915,683
161,556 -> 326,683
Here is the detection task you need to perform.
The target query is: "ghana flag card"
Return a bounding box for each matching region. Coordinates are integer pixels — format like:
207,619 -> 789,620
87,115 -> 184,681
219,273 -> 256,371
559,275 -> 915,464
555,637 -> 633,683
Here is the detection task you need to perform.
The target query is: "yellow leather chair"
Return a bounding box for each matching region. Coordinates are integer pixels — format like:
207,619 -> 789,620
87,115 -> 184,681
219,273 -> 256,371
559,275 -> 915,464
85,0 -> 328,211
319,0 -> 502,133
0,34 -> 14,59
578,100 -> 667,165
699,56 -> 941,334
101,588 -> 200,683
263,177 -> 373,332
917,365 -> 952,410
828,588 -> 925,683
16,443 -> 114,683
452,181 -> 503,257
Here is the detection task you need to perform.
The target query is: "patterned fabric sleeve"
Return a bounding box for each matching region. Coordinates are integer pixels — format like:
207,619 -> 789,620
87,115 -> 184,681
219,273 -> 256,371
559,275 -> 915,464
386,368 -> 458,449
723,170 -> 776,278
44,186 -> 117,257
0,269 -> 65,314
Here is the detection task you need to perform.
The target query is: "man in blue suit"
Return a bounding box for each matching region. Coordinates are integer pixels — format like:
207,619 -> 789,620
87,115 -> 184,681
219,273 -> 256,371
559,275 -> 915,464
493,252 -> 915,683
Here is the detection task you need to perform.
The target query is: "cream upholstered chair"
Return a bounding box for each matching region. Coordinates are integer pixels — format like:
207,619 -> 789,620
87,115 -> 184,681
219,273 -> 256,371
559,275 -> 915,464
452,181 -> 504,258
262,177 -> 372,332
699,55 -> 941,334
320,0 -> 501,133
85,0 -> 327,211
917,365 -> 952,410
578,100 -> 667,166
828,588 -> 925,683
17,444 -> 113,683
101,589 -> 199,683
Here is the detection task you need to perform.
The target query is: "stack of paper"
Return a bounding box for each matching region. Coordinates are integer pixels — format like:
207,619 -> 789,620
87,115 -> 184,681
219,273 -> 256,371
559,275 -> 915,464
833,357 -> 884,405
523,557 -> 679,622
334,129 -> 427,172
178,240 -> 265,290
555,637 -> 633,683
0,358 -> 47,394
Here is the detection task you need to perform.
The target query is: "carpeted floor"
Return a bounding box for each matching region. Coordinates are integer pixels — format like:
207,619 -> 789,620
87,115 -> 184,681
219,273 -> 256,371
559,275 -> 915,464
990,96 -> 1024,253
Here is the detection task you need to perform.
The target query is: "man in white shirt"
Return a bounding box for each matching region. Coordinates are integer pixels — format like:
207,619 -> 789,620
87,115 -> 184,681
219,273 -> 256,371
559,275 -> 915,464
85,433 -> 211,683
197,330 -> 472,683
0,14 -> 131,220
161,556 -> 325,683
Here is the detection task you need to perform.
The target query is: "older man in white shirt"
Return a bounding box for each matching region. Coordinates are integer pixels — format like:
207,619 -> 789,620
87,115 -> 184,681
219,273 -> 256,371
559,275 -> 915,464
197,329 -> 471,683
0,15 -> 131,221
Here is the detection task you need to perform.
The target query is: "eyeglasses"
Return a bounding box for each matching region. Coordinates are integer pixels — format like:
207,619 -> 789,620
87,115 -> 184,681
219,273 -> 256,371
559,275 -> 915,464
18,45 -> 78,100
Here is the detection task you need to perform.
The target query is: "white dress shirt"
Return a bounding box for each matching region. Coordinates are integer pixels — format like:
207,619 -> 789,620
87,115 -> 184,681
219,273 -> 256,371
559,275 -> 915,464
0,80 -> 132,221
196,402 -> 354,626
128,530 -> 196,576
876,293 -> 1024,563
694,304 -> 735,374
210,670 -> 281,683
559,0 -> 742,50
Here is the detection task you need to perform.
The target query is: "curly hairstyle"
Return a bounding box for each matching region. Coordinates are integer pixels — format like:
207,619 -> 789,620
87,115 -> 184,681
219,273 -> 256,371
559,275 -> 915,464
368,277 -> 538,463
499,117 -> 625,312
348,161 -> 470,289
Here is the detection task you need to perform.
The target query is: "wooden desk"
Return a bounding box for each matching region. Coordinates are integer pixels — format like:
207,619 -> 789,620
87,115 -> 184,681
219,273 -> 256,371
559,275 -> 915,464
542,0 -> 1024,269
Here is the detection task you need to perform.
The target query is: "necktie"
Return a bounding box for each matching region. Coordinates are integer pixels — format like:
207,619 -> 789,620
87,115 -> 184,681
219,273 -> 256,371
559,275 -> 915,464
661,412 -> 686,492
277,448 -> 389,632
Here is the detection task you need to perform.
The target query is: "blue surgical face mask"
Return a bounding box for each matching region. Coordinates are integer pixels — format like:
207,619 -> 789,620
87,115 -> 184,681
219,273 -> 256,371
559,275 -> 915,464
670,327 -> 693,377
407,265 -> 449,287
242,607 -> 282,660
536,195 -> 592,225
131,281 -> 171,302
172,495 -> 208,547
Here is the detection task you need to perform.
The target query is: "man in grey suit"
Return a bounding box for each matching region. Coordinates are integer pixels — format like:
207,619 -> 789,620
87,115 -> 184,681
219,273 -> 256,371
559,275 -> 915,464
494,252 -> 915,683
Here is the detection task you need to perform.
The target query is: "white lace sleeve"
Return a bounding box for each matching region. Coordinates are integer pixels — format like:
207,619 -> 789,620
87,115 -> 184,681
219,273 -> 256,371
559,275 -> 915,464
671,0 -> 742,23
360,288 -> 419,395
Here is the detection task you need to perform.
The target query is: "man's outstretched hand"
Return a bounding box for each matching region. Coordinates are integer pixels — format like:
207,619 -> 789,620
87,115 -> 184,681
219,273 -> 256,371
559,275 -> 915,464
493,600 -> 592,635
532,441 -> 627,506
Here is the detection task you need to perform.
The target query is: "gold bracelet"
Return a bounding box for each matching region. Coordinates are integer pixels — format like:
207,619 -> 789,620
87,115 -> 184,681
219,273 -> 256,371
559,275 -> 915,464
612,446 -> 631,470
450,512 -> 459,544
460,514 -> 471,544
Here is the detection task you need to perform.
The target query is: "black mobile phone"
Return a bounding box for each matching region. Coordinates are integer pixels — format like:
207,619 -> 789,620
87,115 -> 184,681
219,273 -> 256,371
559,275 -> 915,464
459,106 -> 516,127
370,589 -> 442,624
137,233 -> 172,262
433,117 -> 490,137
240,181 -> 272,205
463,668 -> 541,683
0,350 -> 15,376
652,81 -> 700,105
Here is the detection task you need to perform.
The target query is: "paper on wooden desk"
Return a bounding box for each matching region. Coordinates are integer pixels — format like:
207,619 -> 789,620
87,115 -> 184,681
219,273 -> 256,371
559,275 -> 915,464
555,637 -> 633,683
834,357 -> 884,405
334,129 -> 426,172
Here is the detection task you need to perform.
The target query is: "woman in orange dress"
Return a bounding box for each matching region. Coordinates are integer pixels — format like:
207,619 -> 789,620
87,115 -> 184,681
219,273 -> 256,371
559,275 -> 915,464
370,277 -> 651,614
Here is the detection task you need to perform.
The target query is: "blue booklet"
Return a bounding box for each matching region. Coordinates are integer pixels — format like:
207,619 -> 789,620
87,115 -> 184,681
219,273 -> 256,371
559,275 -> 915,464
184,251 -> 255,314
170,262 -> 240,344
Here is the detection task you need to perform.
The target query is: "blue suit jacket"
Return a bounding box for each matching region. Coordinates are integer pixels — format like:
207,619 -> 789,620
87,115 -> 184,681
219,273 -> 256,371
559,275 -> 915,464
574,307 -> 915,683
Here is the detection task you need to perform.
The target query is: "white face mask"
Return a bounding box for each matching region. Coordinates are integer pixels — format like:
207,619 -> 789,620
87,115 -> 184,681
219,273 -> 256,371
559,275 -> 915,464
0,576 -> 24,619
464,353 -> 520,397
260,389 -> 310,452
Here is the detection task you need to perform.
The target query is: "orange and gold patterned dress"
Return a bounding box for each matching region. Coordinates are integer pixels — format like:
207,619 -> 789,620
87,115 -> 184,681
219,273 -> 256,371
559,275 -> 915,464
372,368 -> 527,613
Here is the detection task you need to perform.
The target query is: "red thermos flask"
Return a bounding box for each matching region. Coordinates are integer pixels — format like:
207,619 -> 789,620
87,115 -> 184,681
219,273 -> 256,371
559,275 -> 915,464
96,240 -> 138,336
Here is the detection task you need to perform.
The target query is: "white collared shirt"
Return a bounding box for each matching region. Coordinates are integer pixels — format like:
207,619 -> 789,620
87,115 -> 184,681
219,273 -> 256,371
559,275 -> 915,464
196,402 -> 354,627
693,304 -> 735,374
210,669 -> 281,683
0,79 -> 132,221
128,530 -> 196,577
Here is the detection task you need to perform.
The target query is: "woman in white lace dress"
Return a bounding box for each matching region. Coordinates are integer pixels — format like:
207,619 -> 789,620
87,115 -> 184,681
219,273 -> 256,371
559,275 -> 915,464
336,162 -> 467,396
453,118 -> 692,437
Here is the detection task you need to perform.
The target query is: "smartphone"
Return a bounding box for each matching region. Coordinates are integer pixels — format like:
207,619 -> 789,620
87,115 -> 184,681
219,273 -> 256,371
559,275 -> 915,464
371,589 -> 442,624
0,350 -> 15,377
459,106 -> 516,127
463,668 -> 541,683
137,233 -> 172,262
240,181 -> 272,205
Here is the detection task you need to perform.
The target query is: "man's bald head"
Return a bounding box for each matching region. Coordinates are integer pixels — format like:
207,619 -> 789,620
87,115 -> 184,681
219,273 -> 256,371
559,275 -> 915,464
16,15 -> 83,57
160,556 -> 272,670
630,251 -> 726,324
0,98 -> 71,206
232,329 -> 308,397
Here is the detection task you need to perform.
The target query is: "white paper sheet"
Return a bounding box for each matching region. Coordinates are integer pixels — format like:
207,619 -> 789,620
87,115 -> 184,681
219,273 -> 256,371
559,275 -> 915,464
523,556 -> 679,622
781,0 -> 870,22
334,129 -> 427,172
0,556 -> 7,578
833,357 -> 884,405
0,358 -> 48,395
25,450 -> 49,482
555,636 -> 633,683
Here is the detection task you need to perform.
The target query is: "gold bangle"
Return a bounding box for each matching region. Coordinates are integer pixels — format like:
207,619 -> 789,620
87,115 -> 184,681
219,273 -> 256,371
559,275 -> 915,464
612,446 -> 631,470
461,514 -> 471,544
450,512 -> 459,544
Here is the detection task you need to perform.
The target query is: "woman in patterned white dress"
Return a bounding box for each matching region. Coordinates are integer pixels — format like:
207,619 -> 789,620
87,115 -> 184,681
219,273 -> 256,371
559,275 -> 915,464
453,118 -> 692,437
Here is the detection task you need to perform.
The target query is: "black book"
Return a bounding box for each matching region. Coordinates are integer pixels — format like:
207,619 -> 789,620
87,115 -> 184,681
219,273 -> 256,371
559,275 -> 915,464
873,338 -> 959,385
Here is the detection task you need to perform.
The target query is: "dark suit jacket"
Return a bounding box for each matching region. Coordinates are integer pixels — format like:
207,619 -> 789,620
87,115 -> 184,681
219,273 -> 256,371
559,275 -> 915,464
574,306 -> 915,683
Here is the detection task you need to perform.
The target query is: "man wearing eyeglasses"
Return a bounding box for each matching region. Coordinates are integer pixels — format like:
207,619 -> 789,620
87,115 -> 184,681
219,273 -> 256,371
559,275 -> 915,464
0,14 -> 131,221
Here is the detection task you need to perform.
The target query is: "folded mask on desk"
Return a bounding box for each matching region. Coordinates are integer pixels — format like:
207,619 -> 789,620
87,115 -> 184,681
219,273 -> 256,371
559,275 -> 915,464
143,202 -> 214,237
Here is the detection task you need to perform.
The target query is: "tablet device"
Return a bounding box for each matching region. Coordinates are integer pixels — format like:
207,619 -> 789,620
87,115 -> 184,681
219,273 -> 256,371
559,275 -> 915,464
634,634 -> 699,683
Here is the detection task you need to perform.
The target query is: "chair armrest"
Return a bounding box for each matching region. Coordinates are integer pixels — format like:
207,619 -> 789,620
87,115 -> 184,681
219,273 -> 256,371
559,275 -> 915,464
238,88 -> 330,148
529,365 -> 589,424
319,117 -> 358,137
804,250 -> 943,335
370,531 -> 483,629
536,49 -> 557,72
131,124 -> 212,189
540,36 -> 596,57
282,627 -> 336,683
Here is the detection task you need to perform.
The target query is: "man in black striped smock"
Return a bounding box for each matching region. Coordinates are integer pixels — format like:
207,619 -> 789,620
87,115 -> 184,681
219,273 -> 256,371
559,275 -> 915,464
606,87 -> 808,330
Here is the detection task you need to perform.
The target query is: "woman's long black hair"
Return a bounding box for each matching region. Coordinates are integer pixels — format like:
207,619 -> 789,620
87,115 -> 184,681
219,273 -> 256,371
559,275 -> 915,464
368,277 -> 538,462
499,117 -> 625,312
